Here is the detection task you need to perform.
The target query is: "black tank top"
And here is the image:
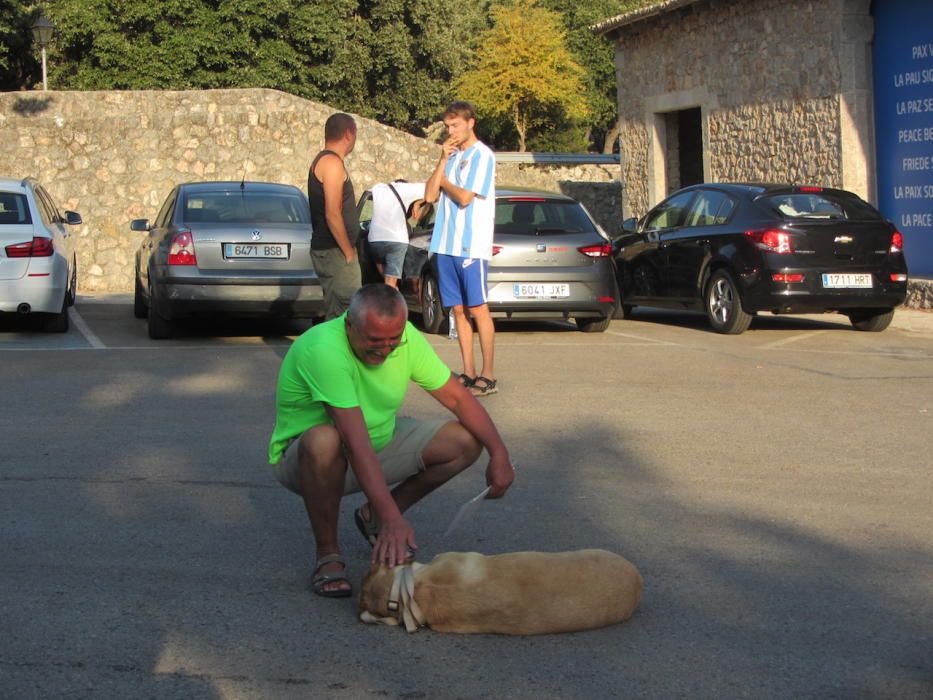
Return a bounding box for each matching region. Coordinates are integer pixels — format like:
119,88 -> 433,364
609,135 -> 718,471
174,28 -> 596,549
308,149 -> 360,251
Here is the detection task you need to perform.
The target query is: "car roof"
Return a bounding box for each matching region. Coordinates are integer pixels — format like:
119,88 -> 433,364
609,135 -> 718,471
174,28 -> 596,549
0,177 -> 34,193
178,181 -> 303,194
359,186 -> 579,203
496,186 -> 577,202
674,182 -> 860,198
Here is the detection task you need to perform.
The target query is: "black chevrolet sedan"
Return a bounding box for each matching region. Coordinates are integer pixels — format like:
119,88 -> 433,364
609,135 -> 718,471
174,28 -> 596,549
131,181 -> 323,339
615,184 -> 908,334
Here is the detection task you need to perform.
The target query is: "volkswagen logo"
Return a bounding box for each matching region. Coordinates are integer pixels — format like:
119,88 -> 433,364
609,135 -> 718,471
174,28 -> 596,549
250,230 -> 262,241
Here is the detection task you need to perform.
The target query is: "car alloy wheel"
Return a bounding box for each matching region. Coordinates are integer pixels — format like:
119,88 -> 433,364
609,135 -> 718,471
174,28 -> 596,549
420,274 -> 445,335
706,270 -> 752,335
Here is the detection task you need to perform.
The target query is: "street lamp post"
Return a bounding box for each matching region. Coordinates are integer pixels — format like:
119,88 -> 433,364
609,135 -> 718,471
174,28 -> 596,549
31,13 -> 55,92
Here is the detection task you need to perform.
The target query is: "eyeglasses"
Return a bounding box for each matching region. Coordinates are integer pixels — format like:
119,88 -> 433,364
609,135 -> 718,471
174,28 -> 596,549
363,336 -> 408,351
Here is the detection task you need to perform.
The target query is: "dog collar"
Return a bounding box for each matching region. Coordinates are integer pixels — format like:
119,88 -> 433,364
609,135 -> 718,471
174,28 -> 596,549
387,565 -> 425,633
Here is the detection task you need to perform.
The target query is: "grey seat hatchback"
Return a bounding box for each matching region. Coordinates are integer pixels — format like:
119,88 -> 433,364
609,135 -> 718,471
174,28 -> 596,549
357,187 -> 619,333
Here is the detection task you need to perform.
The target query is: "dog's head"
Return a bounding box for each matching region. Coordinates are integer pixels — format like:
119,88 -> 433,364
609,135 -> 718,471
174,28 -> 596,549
357,564 -> 401,626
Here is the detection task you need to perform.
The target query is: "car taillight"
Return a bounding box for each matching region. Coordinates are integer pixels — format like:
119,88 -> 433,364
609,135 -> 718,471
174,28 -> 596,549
492,245 -> 503,256
578,243 -> 612,258
772,272 -> 805,283
167,231 -> 197,265
889,230 -> 903,254
746,229 -> 793,253
5,237 -> 54,258
798,186 -> 823,193
890,273 -> 908,282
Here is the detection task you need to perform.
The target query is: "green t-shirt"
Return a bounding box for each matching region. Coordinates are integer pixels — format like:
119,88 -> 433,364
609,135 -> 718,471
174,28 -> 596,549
268,314 -> 451,464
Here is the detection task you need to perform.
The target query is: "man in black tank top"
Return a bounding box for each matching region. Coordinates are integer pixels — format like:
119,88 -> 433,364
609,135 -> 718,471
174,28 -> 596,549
309,113 -> 362,319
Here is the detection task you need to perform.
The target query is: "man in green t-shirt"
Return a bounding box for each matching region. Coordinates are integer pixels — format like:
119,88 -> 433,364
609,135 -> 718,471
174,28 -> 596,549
269,284 -> 514,597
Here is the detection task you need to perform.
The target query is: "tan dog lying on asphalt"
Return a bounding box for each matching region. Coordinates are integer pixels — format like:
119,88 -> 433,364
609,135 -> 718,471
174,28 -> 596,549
358,549 -> 643,635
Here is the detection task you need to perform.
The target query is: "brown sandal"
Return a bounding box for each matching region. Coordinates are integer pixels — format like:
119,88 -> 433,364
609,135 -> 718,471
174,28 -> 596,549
471,376 -> 498,397
311,553 -> 352,598
354,505 -> 380,546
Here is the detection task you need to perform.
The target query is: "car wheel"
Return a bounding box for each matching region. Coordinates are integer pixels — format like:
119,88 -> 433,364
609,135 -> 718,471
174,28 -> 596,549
621,304 -> 635,319
575,315 -> 611,333
706,270 -> 752,335
420,274 -> 445,335
147,279 -> 173,339
847,308 -> 894,332
66,257 -> 77,306
42,295 -> 69,333
133,269 -> 148,319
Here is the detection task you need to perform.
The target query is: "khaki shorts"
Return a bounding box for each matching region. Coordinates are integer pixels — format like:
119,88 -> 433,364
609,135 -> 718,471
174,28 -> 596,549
270,416 -> 449,495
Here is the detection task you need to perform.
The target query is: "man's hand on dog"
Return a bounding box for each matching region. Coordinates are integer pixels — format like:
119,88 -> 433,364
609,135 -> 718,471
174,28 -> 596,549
486,452 -> 515,499
373,515 -> 417,568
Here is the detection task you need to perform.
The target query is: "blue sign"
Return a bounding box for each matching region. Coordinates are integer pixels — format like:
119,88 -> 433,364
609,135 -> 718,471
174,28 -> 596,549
873,0 -> 933,277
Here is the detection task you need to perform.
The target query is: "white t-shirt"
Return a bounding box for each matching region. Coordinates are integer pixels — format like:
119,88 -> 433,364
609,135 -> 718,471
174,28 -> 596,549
368,182 -> 426,244
429,141 -> 496,260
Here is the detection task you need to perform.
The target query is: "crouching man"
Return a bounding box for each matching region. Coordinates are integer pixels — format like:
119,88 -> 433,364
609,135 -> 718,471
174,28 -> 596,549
268,284 -> 514,597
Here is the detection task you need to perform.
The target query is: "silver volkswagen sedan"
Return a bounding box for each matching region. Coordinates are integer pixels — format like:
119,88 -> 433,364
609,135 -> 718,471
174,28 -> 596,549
132,181 -> 324,339
0,176 -> 81,332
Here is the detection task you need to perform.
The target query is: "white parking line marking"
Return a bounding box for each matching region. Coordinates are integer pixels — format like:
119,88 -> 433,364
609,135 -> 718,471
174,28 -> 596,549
68,307 -> 106,349
606,329 -> 679,346
759,330 -> 828,349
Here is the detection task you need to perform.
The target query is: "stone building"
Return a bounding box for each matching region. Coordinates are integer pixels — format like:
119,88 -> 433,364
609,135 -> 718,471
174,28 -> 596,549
594,0 -> 933,277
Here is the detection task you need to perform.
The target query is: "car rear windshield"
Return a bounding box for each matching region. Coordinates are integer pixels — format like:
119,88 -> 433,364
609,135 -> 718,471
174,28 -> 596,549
495,198 -> 597,235
0,192 -> 32,225
182,191 -> 309,224
760,192 -> 883,221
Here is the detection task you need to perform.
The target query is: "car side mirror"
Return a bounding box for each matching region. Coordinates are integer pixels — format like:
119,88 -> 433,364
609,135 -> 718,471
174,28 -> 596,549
130,219 -> 151,232
621,217 -> 638,233
65,211 -> 83,226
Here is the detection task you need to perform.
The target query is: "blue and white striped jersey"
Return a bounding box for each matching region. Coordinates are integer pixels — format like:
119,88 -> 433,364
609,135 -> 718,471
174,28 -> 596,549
429,141 -> 496,260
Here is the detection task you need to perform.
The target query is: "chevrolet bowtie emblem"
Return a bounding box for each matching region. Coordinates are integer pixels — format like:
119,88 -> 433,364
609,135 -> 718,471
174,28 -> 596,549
834,236 -> 853,244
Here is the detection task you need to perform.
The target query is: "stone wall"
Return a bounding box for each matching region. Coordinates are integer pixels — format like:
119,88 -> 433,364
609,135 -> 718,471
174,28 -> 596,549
613,0 -> 849,219
0,88 -> 619,293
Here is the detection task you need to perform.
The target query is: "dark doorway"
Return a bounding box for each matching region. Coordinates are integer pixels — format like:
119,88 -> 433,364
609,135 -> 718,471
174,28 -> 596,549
677,108 -> 703,187
662,107 -> 704,194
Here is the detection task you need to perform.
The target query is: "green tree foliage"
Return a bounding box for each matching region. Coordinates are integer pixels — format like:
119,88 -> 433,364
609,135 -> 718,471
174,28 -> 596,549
455,0 -> 588,152
0,1 -> 39,91
8,0 -> 485,134
539,0 -> 652,152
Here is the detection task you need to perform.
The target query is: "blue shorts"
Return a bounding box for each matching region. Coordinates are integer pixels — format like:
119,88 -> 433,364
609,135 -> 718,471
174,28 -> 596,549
436,254 -> 489,308
369,241 -> 409,278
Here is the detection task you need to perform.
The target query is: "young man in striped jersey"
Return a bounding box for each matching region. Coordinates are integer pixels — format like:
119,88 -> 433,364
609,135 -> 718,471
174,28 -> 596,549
425,101 -> 498,397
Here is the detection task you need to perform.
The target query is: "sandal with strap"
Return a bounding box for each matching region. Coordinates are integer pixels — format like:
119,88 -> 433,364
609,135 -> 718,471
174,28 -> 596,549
311,553 -> 352,598
457,373 -> 475,388
471,376 -> 498,397
354,505 -> 380,547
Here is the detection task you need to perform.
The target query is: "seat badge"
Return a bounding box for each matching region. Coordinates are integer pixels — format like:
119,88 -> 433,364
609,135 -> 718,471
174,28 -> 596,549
834,235 -> 853,244
536,244 -> 546,253
251,230 -> 262,241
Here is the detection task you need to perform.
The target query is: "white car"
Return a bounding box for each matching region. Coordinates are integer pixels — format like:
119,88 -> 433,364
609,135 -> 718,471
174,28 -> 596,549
0,177 -> 81,332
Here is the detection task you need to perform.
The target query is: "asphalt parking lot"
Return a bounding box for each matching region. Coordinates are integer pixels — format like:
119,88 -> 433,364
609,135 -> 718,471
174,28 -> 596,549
2,298 -> 932,699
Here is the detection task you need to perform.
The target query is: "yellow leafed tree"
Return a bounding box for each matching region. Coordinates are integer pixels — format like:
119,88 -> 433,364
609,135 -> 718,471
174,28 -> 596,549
456,0 -> 589,151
